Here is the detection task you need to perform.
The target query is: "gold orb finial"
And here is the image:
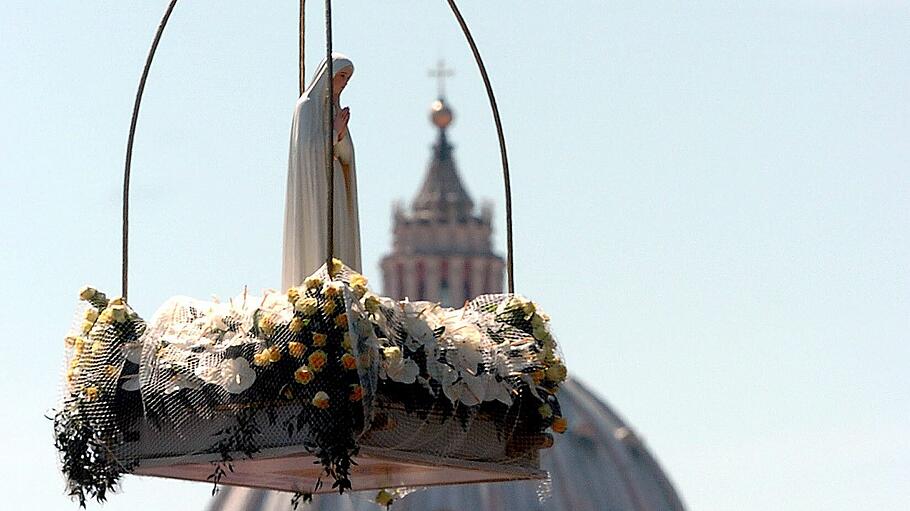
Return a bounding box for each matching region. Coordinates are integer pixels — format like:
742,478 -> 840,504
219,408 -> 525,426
431,99 -> 453,129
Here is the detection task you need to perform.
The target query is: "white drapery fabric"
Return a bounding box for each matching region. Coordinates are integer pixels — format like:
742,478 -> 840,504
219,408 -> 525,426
282,53 -> 361,291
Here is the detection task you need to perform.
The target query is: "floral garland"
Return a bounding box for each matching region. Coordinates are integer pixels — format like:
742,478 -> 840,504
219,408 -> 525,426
146,269 -> 371,495
53,286 -> 145,507
54,261 -> 568,507
364,293 -> 568,436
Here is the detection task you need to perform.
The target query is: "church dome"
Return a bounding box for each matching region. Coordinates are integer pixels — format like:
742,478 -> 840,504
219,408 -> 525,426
206,377 -> 685,511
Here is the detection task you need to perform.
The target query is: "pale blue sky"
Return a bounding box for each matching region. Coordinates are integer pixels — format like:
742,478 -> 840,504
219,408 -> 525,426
1,1 -> 908,510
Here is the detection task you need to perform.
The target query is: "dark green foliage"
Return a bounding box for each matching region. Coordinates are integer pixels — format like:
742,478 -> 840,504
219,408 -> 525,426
51,405 -> 132,508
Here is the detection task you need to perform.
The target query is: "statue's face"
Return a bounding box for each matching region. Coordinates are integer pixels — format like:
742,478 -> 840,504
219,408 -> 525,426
332,67 -> 353,95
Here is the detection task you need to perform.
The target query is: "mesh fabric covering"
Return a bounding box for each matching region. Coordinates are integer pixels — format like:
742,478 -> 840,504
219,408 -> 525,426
57,263 -> 566,495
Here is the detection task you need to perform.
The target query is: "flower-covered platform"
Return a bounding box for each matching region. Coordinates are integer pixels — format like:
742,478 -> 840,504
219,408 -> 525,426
54,262 -> 567,506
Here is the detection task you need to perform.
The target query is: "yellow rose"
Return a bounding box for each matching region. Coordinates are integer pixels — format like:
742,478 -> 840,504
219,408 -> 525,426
352,283 -> 367,299
84,386 -> 100,402
507,296 -> 526,312
335,313 -> 349,330
349,384 -> 364,402
84,308 -> 99,322
312,333 -> 327,347
538,403 -> 553,419
324,284 -> 341,299
342,332 -> 353,351
73,337 -> 86,355
66,367 -> 81,385
295,297 -> 318,316
364,294 -> 381,314
328,258 -> 342,277
304,276 -> 323,290
110,305 -> 128,324
311,390 -> 331,409
267,346 -> 282,363
350,273 -> 368,288
64,336 -> 78,348
78,286 -> 97,301
98,309 -> 114,324
91,339 -> 104,355
294,366 -> 314,385
253,350 -> 272,367
81,320 -> 93,334
308,350 -> 327,372
288,341 -> 306,358
551,416 -> 568,434
258,315 -> 276,337
322,299 -> 337,315
375,490 -> 394,507
109,297 -> 125,306
289,317 -> 305,333
532,324 -> 550,342
341,353 -> 357,371
543,348 -> 558,365
104,365 -> 119,378
287,287 -> 300,304
545,363 -> 567,383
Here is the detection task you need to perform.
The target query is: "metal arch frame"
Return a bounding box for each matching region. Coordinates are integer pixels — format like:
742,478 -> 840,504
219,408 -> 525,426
121,0 -> 515,298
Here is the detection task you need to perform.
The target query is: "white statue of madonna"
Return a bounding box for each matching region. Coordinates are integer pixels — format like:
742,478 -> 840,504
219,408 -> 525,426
282,53 -> 360,291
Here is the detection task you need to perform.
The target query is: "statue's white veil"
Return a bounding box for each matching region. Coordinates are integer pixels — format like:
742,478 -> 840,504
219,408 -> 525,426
282,53 -> 359,290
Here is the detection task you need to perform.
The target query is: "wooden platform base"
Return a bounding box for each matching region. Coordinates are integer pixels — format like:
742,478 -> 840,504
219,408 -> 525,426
134,445 -> 546,494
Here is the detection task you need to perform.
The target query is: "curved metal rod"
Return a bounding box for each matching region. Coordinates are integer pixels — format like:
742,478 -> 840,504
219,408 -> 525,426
446,0 -> 515,293
122,0 -> 179,300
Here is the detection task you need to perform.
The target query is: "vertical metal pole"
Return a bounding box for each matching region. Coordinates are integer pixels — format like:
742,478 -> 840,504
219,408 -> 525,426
324,0 -> 335,271
299,0 -> 306,96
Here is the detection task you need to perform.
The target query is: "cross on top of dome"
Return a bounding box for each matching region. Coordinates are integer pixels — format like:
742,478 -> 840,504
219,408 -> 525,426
428,59 -> 454,99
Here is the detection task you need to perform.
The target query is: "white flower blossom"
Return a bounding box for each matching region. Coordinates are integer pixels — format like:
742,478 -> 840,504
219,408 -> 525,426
121,341 -> 143,364
163,373 -> 202,395
401,302 -> 438,350
120,373 -> 141,392
481,374 -> 513,405
195,356 -> 257,394
215,331 -> 249,351
380,347 -> 419,384
443,372 -> 486,406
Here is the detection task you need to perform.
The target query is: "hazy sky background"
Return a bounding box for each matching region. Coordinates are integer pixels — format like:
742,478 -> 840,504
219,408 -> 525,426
1,1 -> 908,510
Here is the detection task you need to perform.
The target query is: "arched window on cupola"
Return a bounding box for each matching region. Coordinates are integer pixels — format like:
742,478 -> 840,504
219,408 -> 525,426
463,260 -> 472,302
416,260 -> 427,299
439,260 -> 451,306
483,261 -> 492,294
396,262 -> 405,299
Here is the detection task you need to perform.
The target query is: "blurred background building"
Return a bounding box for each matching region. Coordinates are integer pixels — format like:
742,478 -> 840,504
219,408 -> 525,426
208,91 -> 685,511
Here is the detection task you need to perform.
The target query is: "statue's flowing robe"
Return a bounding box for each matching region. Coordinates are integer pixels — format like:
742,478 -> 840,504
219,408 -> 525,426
282,53 -> 361,291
